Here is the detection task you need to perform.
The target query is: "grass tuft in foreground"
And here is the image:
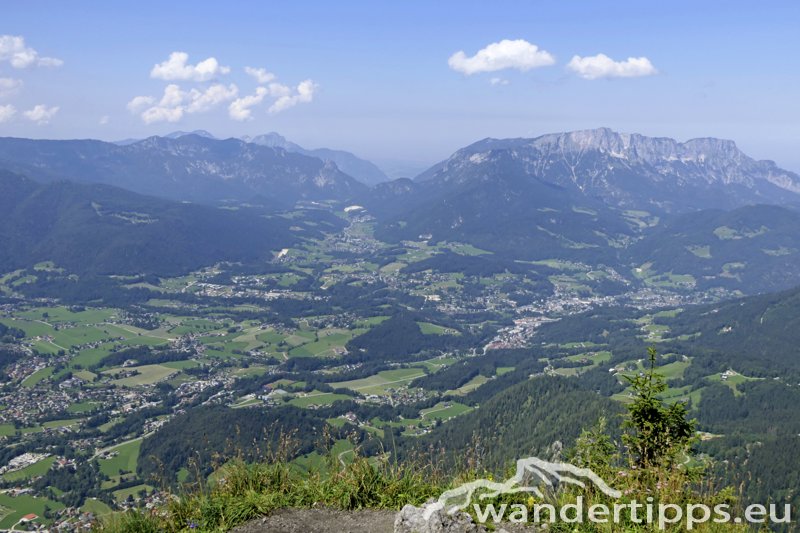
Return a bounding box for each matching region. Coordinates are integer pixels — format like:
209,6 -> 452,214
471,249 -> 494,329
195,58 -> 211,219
97,455 -> 445,532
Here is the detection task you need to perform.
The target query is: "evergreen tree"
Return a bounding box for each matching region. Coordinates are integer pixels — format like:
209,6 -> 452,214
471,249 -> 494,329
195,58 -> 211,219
622,347 -> 696,468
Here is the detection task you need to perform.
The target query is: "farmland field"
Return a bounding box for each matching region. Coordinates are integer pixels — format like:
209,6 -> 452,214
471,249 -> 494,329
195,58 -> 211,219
330,368 -> 427,396
420,402 -> 472,420
1,456 -> 55,482
112,484 -> 154,503
288,391 -> 351,408
105,364 -> 178,386
21,366 -> 54,388
98,439 -> 142,479
0,493 -> 64,529
81,498 -> 113,516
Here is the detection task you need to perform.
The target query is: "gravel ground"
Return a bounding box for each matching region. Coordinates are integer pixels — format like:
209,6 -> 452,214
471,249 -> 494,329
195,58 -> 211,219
230,508 -> 397,533
231,507 -> 546,532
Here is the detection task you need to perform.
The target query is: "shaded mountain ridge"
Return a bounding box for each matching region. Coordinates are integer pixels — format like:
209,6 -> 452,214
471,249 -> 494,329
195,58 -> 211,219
0,170 -> 338,276
0,134 -> 366,206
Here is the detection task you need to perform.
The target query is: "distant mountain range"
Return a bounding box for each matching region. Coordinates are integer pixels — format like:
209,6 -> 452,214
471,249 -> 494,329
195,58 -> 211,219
0,134 -> 366,206
2,127 -> 800,291
113,130 -> 219,146
8,127 -> 797,211
242,132 -> 390,186
114,130 -> 390,186
365,128 -> 800,292
415,128 -> 800,211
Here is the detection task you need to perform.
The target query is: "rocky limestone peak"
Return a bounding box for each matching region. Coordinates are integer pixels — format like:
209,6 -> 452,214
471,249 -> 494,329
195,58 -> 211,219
522,128 -> 746,166
243,132 -> 303,152
421,128 -> 800,205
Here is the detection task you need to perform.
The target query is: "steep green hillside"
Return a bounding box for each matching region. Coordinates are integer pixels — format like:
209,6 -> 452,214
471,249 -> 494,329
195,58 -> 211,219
0,171 -> 339,276
399,376 -> 624,470
629,205 -> 800,292
662,284 -> 800,377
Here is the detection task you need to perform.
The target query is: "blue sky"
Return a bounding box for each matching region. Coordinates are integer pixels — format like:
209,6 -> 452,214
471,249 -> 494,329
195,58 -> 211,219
2,1 -> 800,171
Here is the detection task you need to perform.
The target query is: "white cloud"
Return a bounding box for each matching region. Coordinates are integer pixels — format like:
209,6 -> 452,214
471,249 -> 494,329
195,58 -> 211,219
0,35 -> 63,68
134,85 -> 186,124
127,95 -> 155,113
37,56 -> 63,67
132,53 -> 317,122
141,104 -> 184,124
0,35 -> 35,68
150,51 -> 230,82
186,83 -> 238,113
267,82 -> 291,98
448,39 -> 555,75
24,104 -> 59,124
567,54 -> 657,80
244,66 -> 276,84
159,84 -> 186,107
229,79 -> 317,120
0,77 -> 23,98
0,104 -> 16,123
268,79 -> 317,114
131,83 -> 239,124
99,115 -> 110,125
489,77 -> 509,86
229,87 -> 268,121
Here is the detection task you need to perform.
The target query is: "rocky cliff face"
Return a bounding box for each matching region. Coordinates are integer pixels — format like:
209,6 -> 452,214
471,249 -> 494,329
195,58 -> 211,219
418,128 -> 800,211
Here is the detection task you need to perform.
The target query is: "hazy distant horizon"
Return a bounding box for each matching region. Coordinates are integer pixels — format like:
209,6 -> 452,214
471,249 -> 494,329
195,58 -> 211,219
4,125 -> 797,179
3,1 -> 800,172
